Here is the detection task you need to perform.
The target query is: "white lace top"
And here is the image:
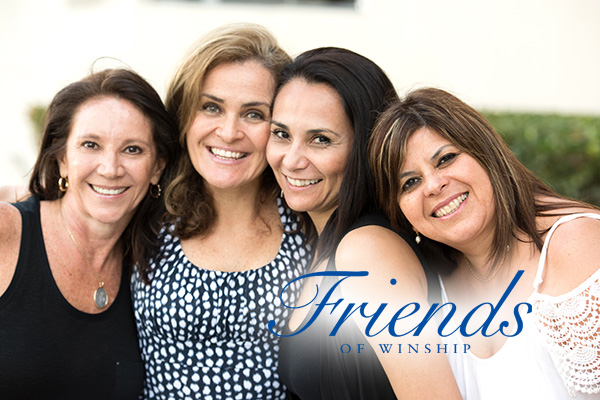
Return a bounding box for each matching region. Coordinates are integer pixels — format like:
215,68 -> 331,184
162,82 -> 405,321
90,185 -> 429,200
441,213 -> 600,399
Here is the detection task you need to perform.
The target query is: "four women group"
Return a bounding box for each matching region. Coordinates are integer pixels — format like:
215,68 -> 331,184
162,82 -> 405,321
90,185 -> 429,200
0,22 -> 598,400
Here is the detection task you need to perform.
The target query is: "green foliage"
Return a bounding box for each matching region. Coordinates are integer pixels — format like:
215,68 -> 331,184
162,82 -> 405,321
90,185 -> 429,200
28,104 -> 47,142
482,112 -> 600,206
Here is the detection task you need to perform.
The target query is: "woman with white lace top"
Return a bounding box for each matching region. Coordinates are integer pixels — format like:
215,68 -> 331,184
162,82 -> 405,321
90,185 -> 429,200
368,87 -> 600,399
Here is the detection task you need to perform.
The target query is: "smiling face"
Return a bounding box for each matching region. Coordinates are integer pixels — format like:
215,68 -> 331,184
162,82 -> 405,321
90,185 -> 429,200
397,127 -> 496,250
267,79 -> 353,232
58,96 -> 164,226
186,60 -> 275,193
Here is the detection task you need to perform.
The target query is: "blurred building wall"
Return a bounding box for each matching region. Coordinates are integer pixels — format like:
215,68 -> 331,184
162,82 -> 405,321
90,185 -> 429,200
1,0 -> 599,185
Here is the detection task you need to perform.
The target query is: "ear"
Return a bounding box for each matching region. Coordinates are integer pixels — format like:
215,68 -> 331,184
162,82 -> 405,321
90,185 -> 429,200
150,158 -> 166,185
57,151 -> 68,178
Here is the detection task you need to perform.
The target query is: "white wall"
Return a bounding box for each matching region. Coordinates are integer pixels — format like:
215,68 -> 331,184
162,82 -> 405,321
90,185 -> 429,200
1,0 -> 599,185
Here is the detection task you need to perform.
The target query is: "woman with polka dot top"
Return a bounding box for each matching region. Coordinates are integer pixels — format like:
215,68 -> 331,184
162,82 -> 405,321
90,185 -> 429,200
131,23 -> 311,400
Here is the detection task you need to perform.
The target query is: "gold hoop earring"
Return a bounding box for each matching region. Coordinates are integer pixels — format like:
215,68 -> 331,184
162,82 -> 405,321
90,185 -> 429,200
149,183 -> 161,199
414,228 -> 421,244
58,176 -> 69,192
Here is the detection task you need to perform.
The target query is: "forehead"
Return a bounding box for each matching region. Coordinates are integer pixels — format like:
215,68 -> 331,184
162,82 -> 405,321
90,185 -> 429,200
273,79 -> 350,128
203,60 -> 275,98
70,96 -> 153,142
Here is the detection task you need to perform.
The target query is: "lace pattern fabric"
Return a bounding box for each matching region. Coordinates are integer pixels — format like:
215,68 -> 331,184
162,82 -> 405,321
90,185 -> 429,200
533,213 -> 600,397
534,276 -> 600,396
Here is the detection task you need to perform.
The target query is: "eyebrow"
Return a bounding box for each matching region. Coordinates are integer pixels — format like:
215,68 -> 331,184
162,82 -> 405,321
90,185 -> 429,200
201,93 -> 270,109
399,144 -> 454,179
270,120 -> 342,138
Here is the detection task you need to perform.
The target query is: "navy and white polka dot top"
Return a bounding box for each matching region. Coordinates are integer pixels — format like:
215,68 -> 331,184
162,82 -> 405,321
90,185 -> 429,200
132,199 -> 310,400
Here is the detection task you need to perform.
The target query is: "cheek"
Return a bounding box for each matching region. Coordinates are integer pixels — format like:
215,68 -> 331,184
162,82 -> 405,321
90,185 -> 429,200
265,142 -> 280,169
249,125 -> 270,151
398,194 -> 421,223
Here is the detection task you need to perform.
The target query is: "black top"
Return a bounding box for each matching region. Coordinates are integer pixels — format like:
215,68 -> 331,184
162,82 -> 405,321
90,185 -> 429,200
0,196 -> 143,400
278,213 -> 440,400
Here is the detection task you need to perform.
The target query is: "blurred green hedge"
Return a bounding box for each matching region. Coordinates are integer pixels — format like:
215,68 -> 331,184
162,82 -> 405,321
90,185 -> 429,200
483,112 -> 600,206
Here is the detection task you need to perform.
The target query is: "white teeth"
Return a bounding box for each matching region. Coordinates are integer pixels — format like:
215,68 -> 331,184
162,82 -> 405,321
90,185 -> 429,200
286,176 -> 321,187
92,185 -> 127,195
434,193 -> 468,217
210,147 -> 246,160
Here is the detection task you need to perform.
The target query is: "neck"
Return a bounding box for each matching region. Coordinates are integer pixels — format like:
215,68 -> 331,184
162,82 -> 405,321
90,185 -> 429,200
210,180 -> 266,228
309,208 -> 337,237
55,198 -> 125,273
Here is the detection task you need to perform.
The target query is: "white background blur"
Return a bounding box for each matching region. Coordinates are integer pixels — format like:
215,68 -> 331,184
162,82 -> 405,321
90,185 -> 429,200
1,0 -> 599,187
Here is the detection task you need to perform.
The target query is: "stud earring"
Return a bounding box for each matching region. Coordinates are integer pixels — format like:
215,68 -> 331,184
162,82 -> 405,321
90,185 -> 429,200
58,176 -> 69,192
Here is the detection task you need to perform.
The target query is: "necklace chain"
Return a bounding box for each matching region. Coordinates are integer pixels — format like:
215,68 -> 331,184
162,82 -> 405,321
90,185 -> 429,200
464,255 -> 500,283
61,204 -> 108,308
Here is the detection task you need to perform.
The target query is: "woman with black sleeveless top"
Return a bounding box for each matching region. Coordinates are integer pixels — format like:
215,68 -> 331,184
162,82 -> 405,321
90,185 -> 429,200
0,68 -> 177,399
266,48 -> 461,399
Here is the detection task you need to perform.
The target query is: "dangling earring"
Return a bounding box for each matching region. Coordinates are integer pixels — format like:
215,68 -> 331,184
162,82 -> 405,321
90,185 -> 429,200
280,189 -> 284,198
414,228 -> 421,244
58,176 -> 69,192
149,183 -> 162,199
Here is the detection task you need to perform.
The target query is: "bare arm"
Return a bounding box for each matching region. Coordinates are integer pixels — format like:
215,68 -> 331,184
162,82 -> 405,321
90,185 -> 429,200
0,202 -> 22,296
335,225 -> 462,399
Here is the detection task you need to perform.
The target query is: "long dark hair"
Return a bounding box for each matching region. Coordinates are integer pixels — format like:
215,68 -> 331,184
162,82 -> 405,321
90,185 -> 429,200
29,68 -> 179,281
275,47 -> 398,265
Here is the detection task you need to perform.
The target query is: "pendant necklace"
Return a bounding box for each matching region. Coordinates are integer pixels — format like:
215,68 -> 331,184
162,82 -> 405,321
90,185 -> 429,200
61,209 -> 108,309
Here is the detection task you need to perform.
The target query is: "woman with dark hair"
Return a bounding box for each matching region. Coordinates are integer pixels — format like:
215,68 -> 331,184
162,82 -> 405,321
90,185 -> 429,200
266,48 -> 461,399
0,68 -> 178,399
368,87 -> 600,398
131,23 -> 310,399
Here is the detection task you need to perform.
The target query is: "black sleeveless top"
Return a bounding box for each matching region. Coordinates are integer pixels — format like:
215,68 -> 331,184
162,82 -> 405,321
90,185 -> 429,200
0,196 -> 143,400
278,213 -> 440,400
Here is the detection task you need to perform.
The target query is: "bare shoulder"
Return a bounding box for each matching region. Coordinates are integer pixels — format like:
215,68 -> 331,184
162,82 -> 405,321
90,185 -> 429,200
0,201 -> 22,296
0,185 -> 29,202
335,225 -> 428,300
539,210 -> 600,295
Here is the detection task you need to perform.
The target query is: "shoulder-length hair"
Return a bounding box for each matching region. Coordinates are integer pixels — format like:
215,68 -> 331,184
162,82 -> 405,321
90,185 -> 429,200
368,87 -> 594,275
164,23 -> 291,239
29,68 -> 179,281
274,47 -> 398,265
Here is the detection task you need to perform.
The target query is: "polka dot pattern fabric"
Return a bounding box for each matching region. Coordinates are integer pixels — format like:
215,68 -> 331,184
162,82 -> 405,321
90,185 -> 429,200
132,199 -> 310,400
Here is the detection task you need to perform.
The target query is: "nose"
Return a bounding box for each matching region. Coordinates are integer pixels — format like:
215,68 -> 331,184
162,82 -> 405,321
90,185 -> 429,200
97,151 -> 124,178
282,141 -> 309,171
216,114 -> 244,143
422,171 -> 449,197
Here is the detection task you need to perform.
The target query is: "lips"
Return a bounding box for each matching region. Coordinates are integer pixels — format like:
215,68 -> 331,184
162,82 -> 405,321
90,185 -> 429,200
286,176 -> 322,187
209,147 -> 248,160
433,193 -> 468,218
90,184 -> 128,195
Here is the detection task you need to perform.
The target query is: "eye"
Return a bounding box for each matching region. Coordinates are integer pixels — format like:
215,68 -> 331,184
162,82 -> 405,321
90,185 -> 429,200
124,145 -> 142,155
246,110 -> 265,120
82,141 -> 98,149
438,152 -> 457,167
271,129 -> 289,140
401,177 -> 420,193
202,103 -> 220,114
312,135 -> 331,145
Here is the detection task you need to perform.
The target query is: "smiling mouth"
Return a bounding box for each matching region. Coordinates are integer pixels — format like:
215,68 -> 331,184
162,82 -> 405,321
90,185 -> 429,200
433,193 -> 468,217
91,185 -> 128,195
209,147 -> 248,160
286,176 -> 322,187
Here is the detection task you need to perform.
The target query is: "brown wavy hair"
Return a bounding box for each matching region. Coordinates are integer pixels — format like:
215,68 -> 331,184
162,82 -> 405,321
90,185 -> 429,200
164,23 -> 291,239
29,68 -> 179,279
368,87 -> 595,276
